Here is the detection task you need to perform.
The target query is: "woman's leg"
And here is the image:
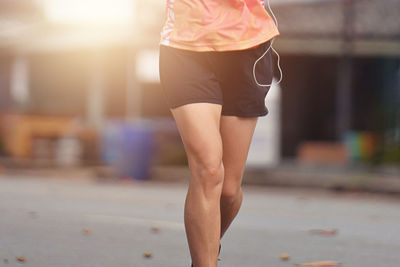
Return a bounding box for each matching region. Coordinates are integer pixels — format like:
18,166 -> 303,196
219,115 -> 258,239
170,102 -> 224,267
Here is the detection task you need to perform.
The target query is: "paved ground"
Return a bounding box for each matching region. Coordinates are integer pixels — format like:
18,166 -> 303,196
0,174 -> 400,267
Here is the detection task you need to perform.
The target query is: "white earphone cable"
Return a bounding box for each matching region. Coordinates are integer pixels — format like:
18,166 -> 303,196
253,0 -> 283,87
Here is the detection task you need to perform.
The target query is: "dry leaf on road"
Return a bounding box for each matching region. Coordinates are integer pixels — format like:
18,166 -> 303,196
151,226 -> 160,233
308,229 -> 338,236
295,260 -> 341,266
82,227 -> 91,235
16,256 -> 26,262
280,252 -> 290,260
143,252 -> 152,258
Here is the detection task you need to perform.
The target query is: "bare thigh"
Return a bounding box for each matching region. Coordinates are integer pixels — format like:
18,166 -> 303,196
220,115 -> 258,195
170,102 -> 224,185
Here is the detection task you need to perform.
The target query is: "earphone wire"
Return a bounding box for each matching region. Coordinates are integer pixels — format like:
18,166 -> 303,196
253,0 -> 283,87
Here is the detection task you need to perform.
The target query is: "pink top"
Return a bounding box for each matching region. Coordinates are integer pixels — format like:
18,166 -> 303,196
160,0 -> 280,51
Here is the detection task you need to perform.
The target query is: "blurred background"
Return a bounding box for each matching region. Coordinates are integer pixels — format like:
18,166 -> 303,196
0,0 -> 399,179
0,0 -> 399,181
0,1 -> 400,266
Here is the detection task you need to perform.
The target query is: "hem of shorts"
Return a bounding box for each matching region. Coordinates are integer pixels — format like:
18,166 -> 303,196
168,98 -> 223,109
221,109 -> 269,118
160,31 -> 280,52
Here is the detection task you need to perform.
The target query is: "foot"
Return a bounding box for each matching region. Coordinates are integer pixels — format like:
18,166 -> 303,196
191,243 -> 221,267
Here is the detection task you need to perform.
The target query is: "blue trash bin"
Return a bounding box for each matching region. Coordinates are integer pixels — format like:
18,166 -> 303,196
101,119 -> 156,180
116,121 -> 156,180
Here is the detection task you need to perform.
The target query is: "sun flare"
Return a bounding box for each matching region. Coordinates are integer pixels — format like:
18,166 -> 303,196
44,0 -> 134,25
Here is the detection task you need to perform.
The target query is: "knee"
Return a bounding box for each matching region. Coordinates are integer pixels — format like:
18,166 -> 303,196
190,157 -> 224,187
221,183 -> 242,203
196,159 -> 224,182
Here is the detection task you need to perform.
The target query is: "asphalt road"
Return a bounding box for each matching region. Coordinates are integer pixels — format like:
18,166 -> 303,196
0,174 -> 399,267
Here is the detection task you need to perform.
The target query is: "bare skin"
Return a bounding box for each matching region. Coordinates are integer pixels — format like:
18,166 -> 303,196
219,114 -> 258,240
170,102 -> 258,267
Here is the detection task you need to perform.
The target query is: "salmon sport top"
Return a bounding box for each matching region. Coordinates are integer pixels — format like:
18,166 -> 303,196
160,0 -> 280,52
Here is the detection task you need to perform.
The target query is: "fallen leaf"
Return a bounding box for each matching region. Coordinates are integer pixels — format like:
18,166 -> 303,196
308,229 -> 338,236
151,226 -> 160,233
82,227 -> 91,235
280,252 -> 290,260
295,260 -> 341,266
16,256 -> 25,262
143,252 -> 152,258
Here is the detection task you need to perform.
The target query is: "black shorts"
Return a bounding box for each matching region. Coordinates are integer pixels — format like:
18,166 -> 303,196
159,40 -> 274,117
